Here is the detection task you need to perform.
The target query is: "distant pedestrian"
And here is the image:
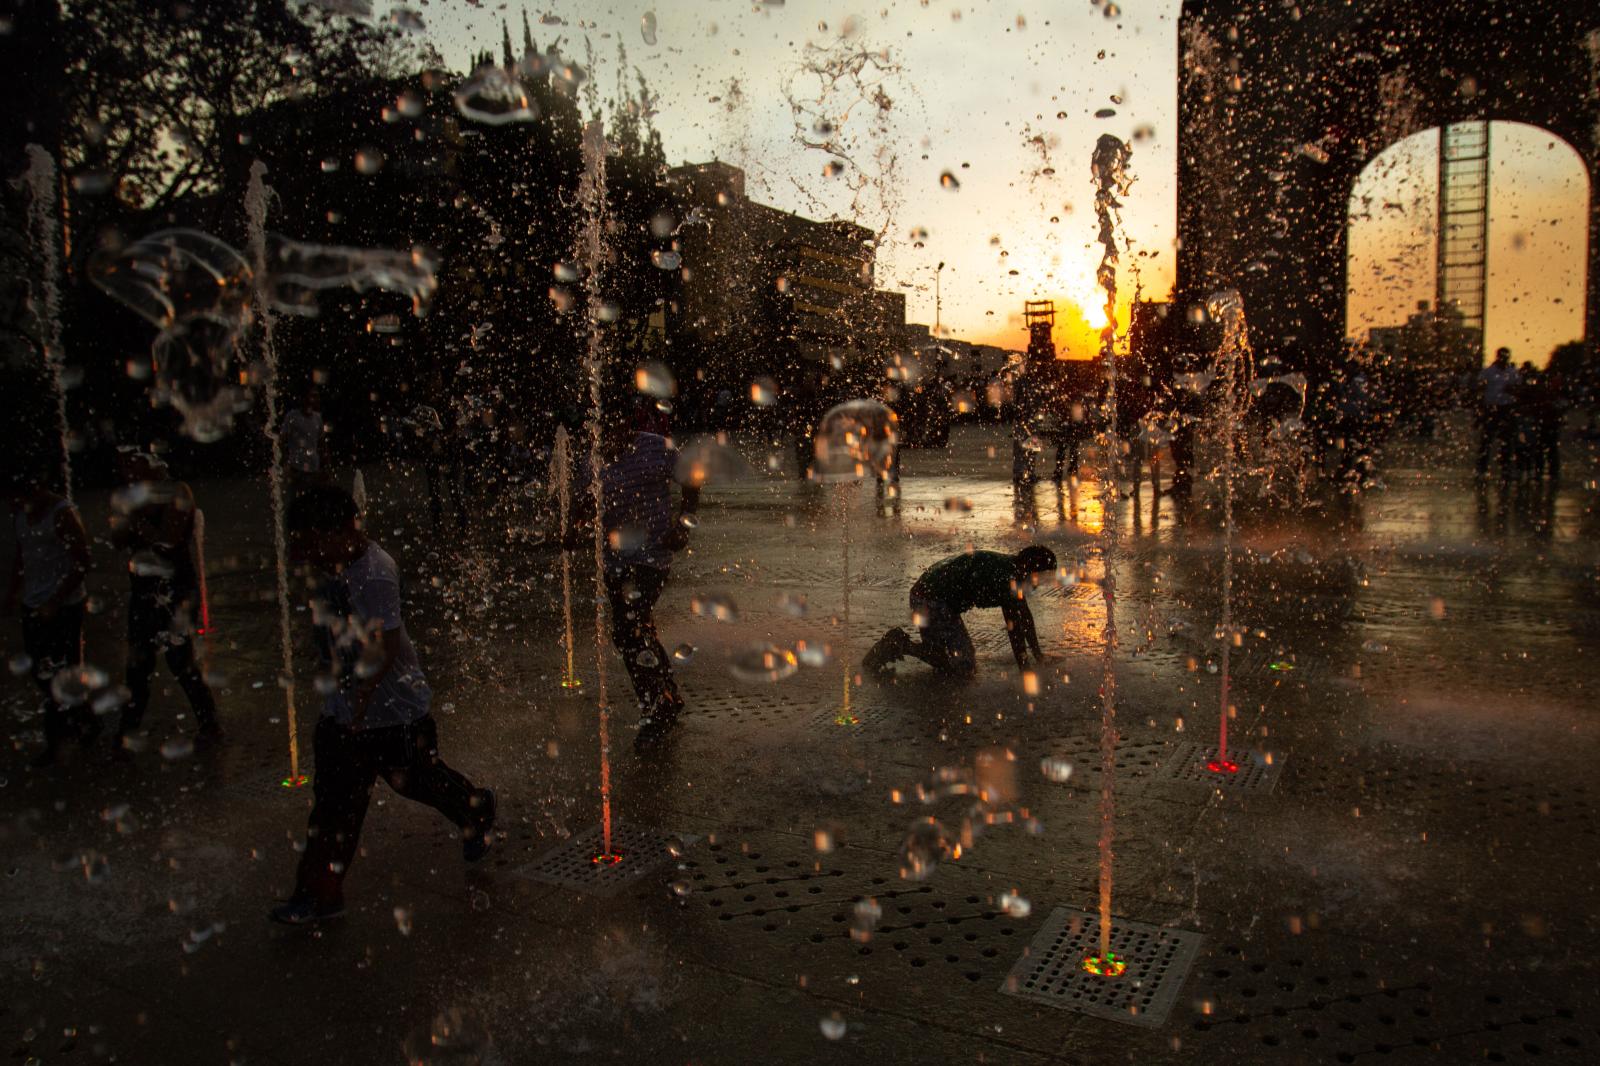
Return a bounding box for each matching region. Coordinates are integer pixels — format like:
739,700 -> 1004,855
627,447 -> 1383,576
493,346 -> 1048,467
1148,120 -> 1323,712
1477,347 -> 1520,479
282,388 -> 325,489
568,411 -> 700,749
6,469 -> 92,766
863,546 -> 1057,679
271,485 -> 495,926
110,453 -> 221,754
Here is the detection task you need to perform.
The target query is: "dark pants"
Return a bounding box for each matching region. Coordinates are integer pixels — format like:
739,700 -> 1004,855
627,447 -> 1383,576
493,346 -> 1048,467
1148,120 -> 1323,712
605,562 -> 681,717
1477,406 -> 1514,477
295,715 -> 485,906
119,584 -> 217,735
22,602 -> 89,751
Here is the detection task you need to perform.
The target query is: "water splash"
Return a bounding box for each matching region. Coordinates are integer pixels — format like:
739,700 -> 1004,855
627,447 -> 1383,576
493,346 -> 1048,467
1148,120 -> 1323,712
1204,289 -> 1253,775
577,122 -> 615,857
23,146 -> 73,498
1090,132 -> 1133,964
551,425 -> 581,690
245,161 -> 302,788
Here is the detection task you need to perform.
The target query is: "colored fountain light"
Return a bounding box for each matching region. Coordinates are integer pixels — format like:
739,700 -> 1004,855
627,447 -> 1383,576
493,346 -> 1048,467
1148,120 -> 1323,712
1206,758 -> 1240,775
281,774 -> 309,788
833,711 -> 861,726
590,852 -> 624,867
1081,952 -> 1128,977
559,676 -> 584,689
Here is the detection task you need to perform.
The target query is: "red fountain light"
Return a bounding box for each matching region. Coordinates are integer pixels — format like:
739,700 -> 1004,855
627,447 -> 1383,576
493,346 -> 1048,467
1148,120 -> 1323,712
1206,758 -> 1240,775
590,852 -> 624,867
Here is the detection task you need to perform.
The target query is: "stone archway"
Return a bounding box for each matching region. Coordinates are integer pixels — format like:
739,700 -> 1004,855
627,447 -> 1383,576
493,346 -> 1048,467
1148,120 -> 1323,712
1174,1 -> 1600,375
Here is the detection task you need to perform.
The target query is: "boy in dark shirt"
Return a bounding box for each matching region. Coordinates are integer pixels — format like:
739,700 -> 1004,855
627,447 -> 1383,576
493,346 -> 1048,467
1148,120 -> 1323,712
864,546 -> 1056,679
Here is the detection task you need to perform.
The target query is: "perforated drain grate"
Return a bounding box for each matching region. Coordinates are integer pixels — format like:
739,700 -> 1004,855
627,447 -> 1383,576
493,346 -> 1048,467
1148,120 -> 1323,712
1001,906 -> 1203,1028
513,821 -> 695,896
1158,742 -> 1284,792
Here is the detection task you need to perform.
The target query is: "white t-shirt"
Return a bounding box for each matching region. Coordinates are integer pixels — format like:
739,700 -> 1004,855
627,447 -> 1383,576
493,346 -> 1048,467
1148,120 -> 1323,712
283,408 -> 324,473
312,543 -> 430,729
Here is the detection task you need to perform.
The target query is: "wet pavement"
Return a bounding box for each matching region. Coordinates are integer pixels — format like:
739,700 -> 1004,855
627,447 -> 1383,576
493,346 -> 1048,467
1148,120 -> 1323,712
4,422 -> 1599,1065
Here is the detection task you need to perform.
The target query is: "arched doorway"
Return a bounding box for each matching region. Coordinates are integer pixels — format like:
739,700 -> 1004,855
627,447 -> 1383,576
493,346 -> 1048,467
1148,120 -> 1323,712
1346,122 -> 1589,371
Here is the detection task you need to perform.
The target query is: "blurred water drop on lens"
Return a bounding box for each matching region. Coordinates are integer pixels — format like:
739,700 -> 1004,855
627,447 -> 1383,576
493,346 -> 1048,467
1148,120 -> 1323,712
943,497 -> 973,512
353,147 -> 385,175
650,249 -> 681,270
668,879 -> 691,898
391,7 -> 424,32
939,171 -> 960,190
159,737 -> 195,761
641,11 -> 658,45
819,1013 -> 847,1041
634,360 -> 676,398
897,818 -> 950,880
672,643 -> 696,664
690,594 -> 739,622
393,906 -> 413,935
729,643 -> 799,684
455,63 -> 539,125
404,1007 -> 490,1066
1040,756 -> 1074,782
813,400 -> 899,482
674,436 -> 758,487
998,890 -> 1032,918
50,664 -> 108,707
635,649 -> 660,669
749,377 -> 778,406
8,654 -> 31,677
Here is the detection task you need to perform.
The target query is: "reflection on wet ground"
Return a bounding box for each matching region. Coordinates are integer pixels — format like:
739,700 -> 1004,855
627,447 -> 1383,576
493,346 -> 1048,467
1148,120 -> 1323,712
3,424 -> 1598,1064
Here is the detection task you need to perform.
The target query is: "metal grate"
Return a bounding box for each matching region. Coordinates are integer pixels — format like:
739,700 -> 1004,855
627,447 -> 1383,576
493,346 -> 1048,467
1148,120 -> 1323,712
1158,742 -> 1284,792
689,690 -> 813,725
512,821 -> 695,896
1001,906 -> 1203,1028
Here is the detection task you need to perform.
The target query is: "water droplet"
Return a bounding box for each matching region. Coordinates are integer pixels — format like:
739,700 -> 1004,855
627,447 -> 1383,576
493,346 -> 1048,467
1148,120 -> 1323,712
998,891 -> 1032,918
159,737 -> 195,761
390,7 -> 424,32
650,249 -> 681,270
819,1013 -> 847,1040
455,63 -> 540,126
635,649 -> 660,669
1040,757 -> 1074,783
813,400 -> 899,482
749,377 -> 778,406
393,906 -> 414,935
633,360 -> 676,398
1361,640 -> 1388,654
354,147 -> 384,175
668,879 -> 691,897
897,818 -> 950,881
942,496 -> 972,512
778,593 -> 808,617
690,594 -> 739,622
939,171 -> 960,190
8,654 -> 32,677
640,11 -> 658,45
728,644 -> 799,684
672,643 -> 696,664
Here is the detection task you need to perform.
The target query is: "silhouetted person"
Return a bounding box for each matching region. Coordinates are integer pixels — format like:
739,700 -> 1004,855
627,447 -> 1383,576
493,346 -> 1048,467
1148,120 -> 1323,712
6,469 -> 92,766
863,546 -> 1057,679
110,453 -> 220,754
1477,347 -> 1520,479
568,411 -> 700,749
282,388 -> 325,490
271,486 -> 495,926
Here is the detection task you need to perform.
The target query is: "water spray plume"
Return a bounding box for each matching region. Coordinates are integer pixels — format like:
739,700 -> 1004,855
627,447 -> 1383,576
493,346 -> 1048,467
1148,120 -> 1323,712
24,146 -> 73,500
246,161 -> 302,788
1090,133 -> 1132,965
552,425 -> 582,690
578,122 -> 615,859
1205,289 -> 1252,775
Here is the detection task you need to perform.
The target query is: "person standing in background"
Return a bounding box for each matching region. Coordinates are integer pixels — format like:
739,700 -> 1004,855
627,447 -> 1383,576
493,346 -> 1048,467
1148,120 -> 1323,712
6,469 -> 93,767
282,388 -> 325,491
